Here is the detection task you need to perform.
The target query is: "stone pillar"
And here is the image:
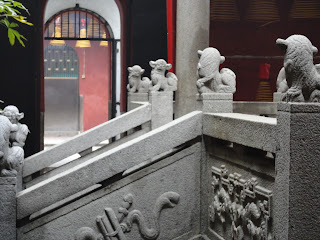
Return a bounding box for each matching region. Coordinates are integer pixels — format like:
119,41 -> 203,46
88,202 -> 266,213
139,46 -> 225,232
0,177 -> 16,240
196,93 -> 233,113
175,0 -> 210,118
149,91 -> 173,129
275,103 -> 320,240
127,93 -> 149,111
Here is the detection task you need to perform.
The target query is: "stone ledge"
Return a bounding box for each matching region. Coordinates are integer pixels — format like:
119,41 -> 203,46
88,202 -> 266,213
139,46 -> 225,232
0,177 -> 16,185
128,92 -> 148,97
278,102 -> 320,113
196,93 -> 233,101
149,91 -> 173,96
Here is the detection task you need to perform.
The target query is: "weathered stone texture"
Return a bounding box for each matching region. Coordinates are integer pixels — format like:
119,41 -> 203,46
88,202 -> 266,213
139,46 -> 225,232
149,91 -> 173,129
0,177 -> 17,240
196,93 -> 233,113
18,144 -> 201,240
275,102 -> 320,240
127,92 -> 149,111
204,137 -> 275,240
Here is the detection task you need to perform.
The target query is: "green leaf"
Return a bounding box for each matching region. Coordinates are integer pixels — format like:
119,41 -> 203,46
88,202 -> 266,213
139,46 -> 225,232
9,21 -> 18,27
8,27 -> 15,45
13,1 -> 29,14
12,28 -> 25,47
0,18 -> 10,27
1,1 -> 32,46
13,15 -> 33,25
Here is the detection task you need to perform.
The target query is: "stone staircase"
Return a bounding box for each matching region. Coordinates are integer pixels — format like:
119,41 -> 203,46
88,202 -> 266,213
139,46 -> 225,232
1,93 -> 320,240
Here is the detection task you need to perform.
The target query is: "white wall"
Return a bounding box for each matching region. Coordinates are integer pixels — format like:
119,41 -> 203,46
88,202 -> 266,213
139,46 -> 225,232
45,0 -> 121,39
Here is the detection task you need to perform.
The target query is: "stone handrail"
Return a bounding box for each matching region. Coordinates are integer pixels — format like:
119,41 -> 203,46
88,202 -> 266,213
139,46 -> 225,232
233,102 -> 277,116
203,112 -> 277,153
17,111 -> 202,219
23,103 -> 152,178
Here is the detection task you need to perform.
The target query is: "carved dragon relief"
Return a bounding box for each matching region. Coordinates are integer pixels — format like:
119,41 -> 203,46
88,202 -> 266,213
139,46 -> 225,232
74,191 -> 180,240
209,165 -> 273,240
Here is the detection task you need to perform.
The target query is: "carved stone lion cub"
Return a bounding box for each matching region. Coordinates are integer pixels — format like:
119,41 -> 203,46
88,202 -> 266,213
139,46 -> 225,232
276,34 -> 320,102
196,47 -> 236,94
127,65 -> 152,93
148,59 -> 178,92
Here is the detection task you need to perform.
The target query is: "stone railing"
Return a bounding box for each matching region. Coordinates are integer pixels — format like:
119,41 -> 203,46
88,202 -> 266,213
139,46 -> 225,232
23,103 -> 153,182
201,112 -> 276,239
16,111 -> 202,220
10,35 -> 320,240
14,99 -> 320,240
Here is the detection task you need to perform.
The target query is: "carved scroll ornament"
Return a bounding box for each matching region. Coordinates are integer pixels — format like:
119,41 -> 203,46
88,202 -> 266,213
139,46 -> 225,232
209,165 -> 273,240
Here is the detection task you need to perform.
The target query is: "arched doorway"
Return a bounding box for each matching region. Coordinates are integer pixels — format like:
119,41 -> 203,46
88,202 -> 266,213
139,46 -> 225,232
44,45 -> 80,132
44,6 -> 114,139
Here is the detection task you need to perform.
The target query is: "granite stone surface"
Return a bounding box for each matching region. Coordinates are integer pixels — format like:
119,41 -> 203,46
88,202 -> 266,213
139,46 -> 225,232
175,0 -> 210,118
18,144 -> 202,240
275,102 -> 320,240
0,177 -> 16,240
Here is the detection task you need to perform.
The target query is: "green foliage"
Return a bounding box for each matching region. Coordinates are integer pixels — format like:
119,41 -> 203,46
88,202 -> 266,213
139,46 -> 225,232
0,0 -> 33,47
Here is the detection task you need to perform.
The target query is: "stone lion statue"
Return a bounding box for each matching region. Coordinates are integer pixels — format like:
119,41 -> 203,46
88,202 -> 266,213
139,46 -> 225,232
148,59 -> 178,92
127,65 -> 152,93
0,115 -> 19,177
276,34 -> 320,102
0,105 -> 29,148
0,105 -> 28,178
196,47 -> 236,94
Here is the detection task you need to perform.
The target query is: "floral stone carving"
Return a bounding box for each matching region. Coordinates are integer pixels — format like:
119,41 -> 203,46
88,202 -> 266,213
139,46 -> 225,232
74,191 -> 180,240
127,65 -> 152,93
0,105 -> 28,177
148,59 -> 178,92
196,47 -> 236,94
209,165 -> 273,240
276,34 -> 320,102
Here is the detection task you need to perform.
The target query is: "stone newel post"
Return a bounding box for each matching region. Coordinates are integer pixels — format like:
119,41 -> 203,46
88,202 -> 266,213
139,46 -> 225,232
0,177 -> 17,240
149,91 -> 173,129
127,60 -> 177,130
196,93 -> 233,113
275,103 -> 320,240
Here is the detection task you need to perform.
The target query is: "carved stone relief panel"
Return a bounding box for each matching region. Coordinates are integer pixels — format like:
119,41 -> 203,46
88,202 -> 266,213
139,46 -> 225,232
209,165 -> 273,240
74,191 -> 180,240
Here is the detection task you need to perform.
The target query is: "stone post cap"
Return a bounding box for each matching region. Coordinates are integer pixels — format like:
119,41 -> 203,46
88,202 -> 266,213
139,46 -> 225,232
196,93 -> 233,101
149,91 -> 173,96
